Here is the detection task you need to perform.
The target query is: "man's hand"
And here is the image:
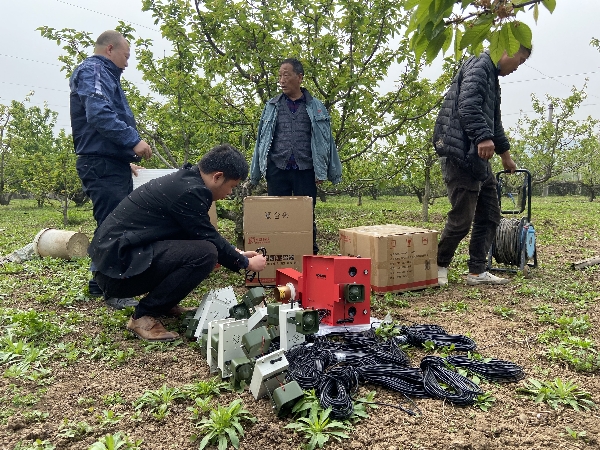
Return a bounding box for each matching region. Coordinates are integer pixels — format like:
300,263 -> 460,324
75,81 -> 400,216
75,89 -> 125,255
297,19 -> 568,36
133,140 -> 152,160
247,254 -> 267,272
477,139 -> 495,160
500,151 -> 517,173
130,163 -> 145,176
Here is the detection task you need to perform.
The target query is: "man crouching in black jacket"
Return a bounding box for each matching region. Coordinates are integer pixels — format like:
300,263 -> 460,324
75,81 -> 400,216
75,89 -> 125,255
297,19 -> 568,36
89,144 -> 267,341
432,45 -> 531,287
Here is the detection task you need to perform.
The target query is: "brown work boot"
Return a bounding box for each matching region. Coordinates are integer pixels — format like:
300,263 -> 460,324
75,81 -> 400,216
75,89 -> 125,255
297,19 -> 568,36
166,305 -> 197,318
127,316 -> 179,342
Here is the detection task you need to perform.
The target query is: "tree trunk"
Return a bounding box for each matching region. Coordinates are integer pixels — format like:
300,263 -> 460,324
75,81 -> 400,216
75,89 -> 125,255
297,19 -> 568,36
0,192 -> 11,205
62,196 -> 69,226
318,188 -> 327,202
422,167 -> 430,222
542,184 -> 549,197
357,191 -> 362,206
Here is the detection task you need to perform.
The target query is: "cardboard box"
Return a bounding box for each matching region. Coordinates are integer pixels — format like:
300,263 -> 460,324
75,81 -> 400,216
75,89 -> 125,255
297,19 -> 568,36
339,224 -> 438,293
133,168 -> 217,228
244,196 -> 313,286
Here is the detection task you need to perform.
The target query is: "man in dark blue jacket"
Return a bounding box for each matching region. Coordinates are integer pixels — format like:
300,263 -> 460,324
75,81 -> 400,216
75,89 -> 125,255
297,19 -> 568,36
432,46 -> 530,286
90,144 -> 267,341
70,30 -> 152,308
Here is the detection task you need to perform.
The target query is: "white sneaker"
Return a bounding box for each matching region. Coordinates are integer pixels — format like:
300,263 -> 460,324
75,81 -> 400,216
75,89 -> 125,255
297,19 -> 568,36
466,271 -> 509,286
437,267 -> 448,286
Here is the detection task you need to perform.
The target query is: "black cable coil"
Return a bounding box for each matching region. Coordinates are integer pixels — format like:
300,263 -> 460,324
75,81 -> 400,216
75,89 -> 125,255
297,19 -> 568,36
445,355 -> 525,383
420,356 -> 482,406
318,366 -> 360,419
401,324 -> 477,351
355,365 -> 429,398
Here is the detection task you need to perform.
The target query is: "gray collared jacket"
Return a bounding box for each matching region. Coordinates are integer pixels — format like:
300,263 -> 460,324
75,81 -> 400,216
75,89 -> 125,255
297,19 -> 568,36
249,88 -> 342,185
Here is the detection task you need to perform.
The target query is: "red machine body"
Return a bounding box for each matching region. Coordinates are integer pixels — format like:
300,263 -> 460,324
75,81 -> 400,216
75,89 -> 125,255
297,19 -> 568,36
275,255 -> 371,326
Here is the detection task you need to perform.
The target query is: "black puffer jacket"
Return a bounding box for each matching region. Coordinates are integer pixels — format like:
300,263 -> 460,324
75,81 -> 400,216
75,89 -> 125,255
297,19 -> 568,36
432,52 -> 509,181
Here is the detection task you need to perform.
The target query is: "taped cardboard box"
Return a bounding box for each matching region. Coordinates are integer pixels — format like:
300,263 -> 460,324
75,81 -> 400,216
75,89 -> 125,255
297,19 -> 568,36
133,168 -> 217,228
244,196 -> 313,286
339,224 -> 438,293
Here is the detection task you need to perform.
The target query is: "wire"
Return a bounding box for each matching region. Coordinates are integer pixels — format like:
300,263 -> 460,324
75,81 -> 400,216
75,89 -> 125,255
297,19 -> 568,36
54,0 -> 160,32
492,218 -> 523,266
400,324 -> 477,351
283,324 -> 523,419
245,247 -> 267,287
446,355 -> 525,383
420,356 -> 482,406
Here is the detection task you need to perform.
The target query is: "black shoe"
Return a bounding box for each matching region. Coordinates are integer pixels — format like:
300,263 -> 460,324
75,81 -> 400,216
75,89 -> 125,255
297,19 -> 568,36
88,279 -> 104,297
104,296 -> 139,310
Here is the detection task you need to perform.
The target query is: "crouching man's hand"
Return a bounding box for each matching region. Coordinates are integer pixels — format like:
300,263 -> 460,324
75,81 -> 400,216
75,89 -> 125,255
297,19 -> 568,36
247,254 -> 267,272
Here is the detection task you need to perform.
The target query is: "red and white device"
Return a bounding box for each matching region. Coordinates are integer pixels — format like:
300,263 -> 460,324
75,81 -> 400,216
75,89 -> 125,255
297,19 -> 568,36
274,255 -> 371,326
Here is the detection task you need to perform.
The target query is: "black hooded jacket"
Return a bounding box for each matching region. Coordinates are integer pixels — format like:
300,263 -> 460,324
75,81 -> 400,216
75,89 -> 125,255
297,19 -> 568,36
432,52 -> 510,181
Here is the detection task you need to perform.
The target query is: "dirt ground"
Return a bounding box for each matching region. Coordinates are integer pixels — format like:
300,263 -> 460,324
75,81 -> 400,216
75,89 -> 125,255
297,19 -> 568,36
1,233 -> 599,449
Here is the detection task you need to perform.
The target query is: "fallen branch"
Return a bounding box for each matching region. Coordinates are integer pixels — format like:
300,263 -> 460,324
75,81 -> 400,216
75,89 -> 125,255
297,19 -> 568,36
571,257 -> 600,270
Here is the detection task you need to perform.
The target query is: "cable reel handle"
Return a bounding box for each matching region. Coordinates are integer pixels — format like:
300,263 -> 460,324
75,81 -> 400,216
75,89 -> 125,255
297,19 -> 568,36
496,169 -> 533,220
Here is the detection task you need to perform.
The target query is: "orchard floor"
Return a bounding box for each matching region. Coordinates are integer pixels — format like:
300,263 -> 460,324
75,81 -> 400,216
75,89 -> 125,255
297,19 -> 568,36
0,196 -> 599,449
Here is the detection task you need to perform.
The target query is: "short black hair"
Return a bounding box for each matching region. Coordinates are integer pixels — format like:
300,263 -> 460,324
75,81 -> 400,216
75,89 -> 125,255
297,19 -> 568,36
519,44 -> 532,57
199,144 -> 248,181
280,58 -> 304,76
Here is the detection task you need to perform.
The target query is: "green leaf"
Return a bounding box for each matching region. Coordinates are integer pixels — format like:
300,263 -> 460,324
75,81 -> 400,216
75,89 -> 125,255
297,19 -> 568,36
441,26 -> 453,55
226,427 -> 240,449
460,19 -> 492,51
490,27 -> 508,63
218,434 -> 227,450
411,31 -> 430,62
533,3 -> 539,23
509,21 -> 532,49
542,0 -> 556,13
404,0 -> 425,9
198,433 -> 212,450
453,27 -> 463,61
425,28 -> 449,63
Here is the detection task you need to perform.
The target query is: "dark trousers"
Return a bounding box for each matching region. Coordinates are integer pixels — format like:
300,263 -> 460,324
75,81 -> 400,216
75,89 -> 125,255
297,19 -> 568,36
76,156 -> 133,228
77,156 -> 133,277
266,161 -> 319,254
95,240 -> 218,318
437,157 -> 500,274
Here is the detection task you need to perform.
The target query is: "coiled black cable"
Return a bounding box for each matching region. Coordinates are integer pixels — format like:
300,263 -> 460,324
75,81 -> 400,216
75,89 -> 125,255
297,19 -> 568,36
355,365 -> 429,398
401,325 -> 477,351
446,355 -> 525,383
318,371 -> 355,419
420,356 -> 482,406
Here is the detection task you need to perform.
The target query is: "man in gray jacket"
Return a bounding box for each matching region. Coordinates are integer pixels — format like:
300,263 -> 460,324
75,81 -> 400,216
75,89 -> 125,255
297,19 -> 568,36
249,58 -> 342,254
432,46 -> 530,286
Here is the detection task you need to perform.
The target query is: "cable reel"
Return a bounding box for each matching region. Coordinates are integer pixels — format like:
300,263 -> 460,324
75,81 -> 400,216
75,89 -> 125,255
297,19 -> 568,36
487,169 -> 538,277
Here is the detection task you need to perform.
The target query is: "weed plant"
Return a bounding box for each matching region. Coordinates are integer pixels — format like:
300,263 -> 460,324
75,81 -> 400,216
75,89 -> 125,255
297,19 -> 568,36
285,406 -> 351,450
88,432 -> 142,450
517,378 -> 595,411
193,399 -> 256,450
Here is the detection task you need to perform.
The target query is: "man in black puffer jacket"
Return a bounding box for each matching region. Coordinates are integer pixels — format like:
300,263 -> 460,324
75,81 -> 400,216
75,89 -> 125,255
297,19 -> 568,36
433,46 -> 531,286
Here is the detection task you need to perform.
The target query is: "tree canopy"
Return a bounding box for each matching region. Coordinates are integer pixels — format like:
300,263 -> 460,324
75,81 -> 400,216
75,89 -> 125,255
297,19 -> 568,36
406,0 -> 556,63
